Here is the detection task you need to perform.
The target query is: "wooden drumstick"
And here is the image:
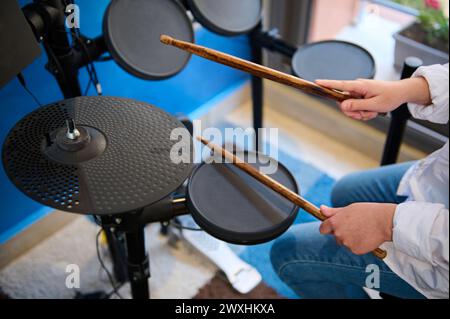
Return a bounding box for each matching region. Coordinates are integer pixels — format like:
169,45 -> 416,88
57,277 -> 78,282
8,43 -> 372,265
160,35 -> 352,102
197,136 -> 387,259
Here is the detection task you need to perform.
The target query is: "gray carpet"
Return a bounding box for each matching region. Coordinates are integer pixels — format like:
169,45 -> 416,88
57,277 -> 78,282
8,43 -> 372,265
0,217 -> 217,299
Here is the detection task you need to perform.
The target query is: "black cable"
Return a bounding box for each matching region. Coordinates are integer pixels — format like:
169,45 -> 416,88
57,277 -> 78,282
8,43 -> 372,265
170,220 -> 203,232
72,29 -> 101,95
96,229 -> 124,299
96,55 -> 113,62
17,73 -> 42,107
78,38 -> 101,95
71,33 -> 95,94
84,77 -> 93,96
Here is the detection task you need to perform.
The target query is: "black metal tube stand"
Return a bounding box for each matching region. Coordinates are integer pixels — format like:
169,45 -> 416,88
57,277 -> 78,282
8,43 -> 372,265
103,227 -> 128,284
99,211 -> 150,299
42,0 -> 82,97
250,25 -> 265,152
125,226 -> 150,299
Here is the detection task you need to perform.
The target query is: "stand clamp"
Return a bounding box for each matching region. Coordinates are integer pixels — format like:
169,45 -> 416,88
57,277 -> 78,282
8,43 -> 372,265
127,255 -> 150,284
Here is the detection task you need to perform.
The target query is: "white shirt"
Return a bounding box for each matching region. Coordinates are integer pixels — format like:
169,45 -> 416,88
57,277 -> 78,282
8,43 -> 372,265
382,64 -> 449,299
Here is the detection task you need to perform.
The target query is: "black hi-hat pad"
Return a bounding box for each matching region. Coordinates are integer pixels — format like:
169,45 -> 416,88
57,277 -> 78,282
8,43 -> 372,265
2,96 -> 193,215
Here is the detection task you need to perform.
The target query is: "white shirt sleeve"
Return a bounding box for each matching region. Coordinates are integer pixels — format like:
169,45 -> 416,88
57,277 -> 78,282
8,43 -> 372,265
408,63 -> 449,124
393,201 -> 449,270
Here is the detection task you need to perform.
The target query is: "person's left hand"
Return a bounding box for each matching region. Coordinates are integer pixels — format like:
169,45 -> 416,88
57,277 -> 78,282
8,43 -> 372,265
319,203 -> 397,255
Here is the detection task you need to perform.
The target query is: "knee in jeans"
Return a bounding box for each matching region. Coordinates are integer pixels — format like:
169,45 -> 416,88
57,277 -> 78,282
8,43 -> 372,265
270,233 -> 296,274
331,174 -> 358,207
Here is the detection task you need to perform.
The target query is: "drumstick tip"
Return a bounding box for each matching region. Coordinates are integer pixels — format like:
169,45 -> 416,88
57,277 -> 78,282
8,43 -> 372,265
160,34 -> 173,45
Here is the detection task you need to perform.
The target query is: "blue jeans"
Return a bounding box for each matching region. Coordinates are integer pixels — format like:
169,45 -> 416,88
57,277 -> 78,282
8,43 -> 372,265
270,162 -> 426,299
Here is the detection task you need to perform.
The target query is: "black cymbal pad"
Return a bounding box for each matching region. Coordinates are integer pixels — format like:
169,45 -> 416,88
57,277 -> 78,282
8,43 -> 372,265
2,96 -> 193,215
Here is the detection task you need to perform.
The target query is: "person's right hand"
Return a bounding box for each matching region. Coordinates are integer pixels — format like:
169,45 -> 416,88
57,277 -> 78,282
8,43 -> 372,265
316,78 -> 431,121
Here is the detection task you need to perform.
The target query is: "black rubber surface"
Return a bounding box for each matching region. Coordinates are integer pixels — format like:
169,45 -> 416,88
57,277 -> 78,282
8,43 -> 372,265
2,96 -> 193,215
187,0 -> 262,36
103,0 -> 194,80
188,152 -> 299,245
292,40 -> 376,82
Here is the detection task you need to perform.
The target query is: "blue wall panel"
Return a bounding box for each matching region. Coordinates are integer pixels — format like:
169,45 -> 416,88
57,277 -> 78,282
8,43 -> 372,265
0,0 -> 251,243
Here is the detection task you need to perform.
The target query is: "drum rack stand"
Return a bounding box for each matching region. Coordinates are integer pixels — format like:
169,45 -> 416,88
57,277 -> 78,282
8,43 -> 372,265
99,212 -> 151,299
94,195 -> 189,299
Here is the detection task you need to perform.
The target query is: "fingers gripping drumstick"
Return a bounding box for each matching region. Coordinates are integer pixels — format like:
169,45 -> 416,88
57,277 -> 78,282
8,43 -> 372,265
197,136 -> 387,259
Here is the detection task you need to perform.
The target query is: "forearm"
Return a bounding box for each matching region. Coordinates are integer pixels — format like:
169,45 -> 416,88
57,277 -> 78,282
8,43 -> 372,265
398,77 -> 432,106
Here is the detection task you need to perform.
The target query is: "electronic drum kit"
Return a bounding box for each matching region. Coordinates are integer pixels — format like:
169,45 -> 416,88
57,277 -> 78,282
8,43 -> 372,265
2,0 -> 380,299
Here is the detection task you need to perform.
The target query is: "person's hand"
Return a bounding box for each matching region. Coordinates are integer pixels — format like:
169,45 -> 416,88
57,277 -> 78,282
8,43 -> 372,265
319,203 -> 396,255
316,77 -> 431,121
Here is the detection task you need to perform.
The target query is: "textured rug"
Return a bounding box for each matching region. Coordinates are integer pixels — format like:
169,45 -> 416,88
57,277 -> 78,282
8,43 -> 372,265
194,273 -> 284,299
0,219 -> 217,299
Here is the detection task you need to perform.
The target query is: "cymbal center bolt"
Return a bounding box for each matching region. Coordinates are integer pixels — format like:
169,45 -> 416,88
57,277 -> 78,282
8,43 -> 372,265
66,119 -> 81,140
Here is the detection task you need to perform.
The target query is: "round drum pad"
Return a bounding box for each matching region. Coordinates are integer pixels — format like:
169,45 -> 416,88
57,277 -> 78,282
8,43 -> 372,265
292,40 -> 376,82
187,0 -> 262,36
187,152 -> 299,245
103,0 -> 194,80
